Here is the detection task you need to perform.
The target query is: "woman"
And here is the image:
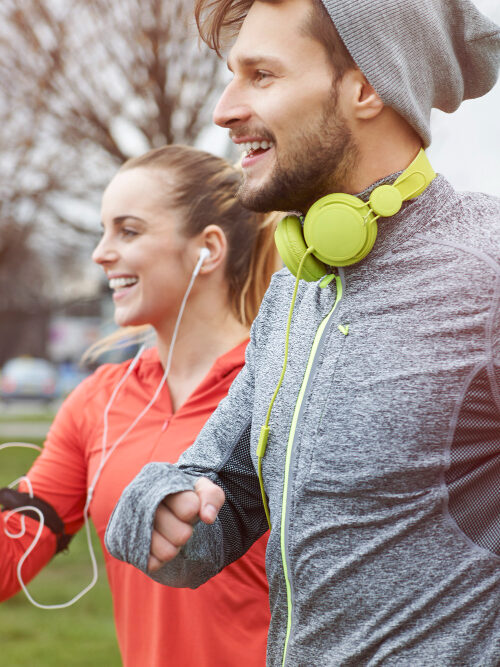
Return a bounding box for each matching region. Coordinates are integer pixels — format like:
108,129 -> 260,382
0,145 -> 281,666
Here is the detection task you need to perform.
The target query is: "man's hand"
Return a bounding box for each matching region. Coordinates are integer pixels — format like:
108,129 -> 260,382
148,477 -> 225,572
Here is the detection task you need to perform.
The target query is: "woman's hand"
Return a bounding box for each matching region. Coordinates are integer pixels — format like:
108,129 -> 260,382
148,477 -> 225,572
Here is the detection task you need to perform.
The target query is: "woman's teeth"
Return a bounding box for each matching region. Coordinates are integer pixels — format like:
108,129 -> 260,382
109,277 -> 138,290
240,140 -> 273,156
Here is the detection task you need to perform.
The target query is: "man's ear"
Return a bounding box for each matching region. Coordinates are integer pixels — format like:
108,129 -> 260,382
342,69 -> 384,120
356,77 -> 384,120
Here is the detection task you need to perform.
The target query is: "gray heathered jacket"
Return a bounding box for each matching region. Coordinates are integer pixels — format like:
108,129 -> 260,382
106,174 -> 500,666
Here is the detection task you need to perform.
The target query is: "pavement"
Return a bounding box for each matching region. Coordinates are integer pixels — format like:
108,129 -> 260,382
0,422 -> 51,439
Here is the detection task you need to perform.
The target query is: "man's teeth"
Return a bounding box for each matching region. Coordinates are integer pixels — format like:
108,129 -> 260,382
109,277 -> 138,290
240,140 -> 273,155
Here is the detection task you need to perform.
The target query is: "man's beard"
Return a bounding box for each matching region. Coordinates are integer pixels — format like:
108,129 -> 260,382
237,97 -> 358,214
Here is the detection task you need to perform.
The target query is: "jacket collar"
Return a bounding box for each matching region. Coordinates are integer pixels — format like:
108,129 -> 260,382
355,173 -> 455,260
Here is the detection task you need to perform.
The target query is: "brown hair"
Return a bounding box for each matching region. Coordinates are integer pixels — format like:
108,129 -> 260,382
84,145 -> 281,362
194,0 -> 356,78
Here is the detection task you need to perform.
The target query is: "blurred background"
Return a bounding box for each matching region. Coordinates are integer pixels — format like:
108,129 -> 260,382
0,0 -> 499,393
0,0 -> 498,664
0,1 -> 228,664
0,0 -> 230,388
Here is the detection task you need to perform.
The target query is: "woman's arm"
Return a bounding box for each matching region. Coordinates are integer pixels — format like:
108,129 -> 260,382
0,508 -> 58,601
0,381 -> 90,601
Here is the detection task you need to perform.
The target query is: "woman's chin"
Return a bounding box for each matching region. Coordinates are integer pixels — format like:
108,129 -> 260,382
114,311 -> 142,328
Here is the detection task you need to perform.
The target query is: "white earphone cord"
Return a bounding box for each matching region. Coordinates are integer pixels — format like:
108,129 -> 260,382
1,250 -> 208,609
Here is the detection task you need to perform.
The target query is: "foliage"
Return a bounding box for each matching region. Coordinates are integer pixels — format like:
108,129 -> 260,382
0,0 -> 226,330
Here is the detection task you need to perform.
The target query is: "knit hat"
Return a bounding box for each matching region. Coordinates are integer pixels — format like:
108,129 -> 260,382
321,0 -> 500,146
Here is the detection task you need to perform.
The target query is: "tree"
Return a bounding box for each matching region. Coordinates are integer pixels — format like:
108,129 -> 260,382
0,0 -> 227,364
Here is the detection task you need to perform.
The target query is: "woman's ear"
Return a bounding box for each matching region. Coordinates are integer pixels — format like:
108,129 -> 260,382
196,225 -> 227,274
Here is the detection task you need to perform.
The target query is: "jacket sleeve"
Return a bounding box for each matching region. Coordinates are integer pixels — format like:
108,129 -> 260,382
0,382 -> 89,602
105,312 -> 269,589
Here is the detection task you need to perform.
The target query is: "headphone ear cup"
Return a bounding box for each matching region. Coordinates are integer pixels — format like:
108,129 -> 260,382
274,215 -> 327,282
303,194 -> 378,267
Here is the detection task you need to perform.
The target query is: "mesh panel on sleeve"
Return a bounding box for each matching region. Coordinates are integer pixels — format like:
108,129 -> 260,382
216,423 -> 268,565
446,363 -> 500,555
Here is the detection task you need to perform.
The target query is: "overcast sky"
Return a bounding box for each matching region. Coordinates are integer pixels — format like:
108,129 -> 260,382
198,0 -> 500,198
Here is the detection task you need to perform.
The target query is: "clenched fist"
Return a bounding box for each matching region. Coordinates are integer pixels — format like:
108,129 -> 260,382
148,477 -> 225,572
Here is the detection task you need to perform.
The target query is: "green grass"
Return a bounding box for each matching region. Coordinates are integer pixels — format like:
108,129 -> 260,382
0,411 -> 55,423
0,436 -> 121,666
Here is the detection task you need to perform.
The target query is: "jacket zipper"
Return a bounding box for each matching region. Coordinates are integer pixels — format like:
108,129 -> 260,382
280,273 -> 344,666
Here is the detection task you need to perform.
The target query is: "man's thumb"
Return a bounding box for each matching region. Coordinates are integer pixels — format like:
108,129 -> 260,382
194,477 -> 225,524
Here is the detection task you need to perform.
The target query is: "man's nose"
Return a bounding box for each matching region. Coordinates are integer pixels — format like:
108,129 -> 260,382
213,79 -> 252,128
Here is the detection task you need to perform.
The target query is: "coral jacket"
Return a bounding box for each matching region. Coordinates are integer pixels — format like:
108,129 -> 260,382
1,342 -> 269,666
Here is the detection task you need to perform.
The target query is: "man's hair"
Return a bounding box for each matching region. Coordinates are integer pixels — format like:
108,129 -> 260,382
194,0 -> 356,78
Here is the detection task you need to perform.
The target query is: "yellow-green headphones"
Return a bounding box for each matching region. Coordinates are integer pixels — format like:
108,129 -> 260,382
274,149 -> 436,279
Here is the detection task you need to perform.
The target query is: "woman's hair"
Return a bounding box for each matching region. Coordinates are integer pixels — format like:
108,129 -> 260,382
193,0 -> 355,80
84,144 -> 281,363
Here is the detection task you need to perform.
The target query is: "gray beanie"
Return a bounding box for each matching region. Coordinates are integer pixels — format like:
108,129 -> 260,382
321,0 -> 500,146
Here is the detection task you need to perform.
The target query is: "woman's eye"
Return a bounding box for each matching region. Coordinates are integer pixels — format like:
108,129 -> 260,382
121,227 -> 138,238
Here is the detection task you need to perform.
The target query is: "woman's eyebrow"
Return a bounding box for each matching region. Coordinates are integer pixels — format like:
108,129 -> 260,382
112,215 -> 146,225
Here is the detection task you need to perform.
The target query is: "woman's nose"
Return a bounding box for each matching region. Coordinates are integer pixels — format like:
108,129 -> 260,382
92,234 -> 118,265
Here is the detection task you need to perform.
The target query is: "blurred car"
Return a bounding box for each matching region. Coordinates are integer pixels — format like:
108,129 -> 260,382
0,357 -> 58,404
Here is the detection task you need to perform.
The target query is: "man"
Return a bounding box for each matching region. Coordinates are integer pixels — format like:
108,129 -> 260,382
106,1 -> 500,664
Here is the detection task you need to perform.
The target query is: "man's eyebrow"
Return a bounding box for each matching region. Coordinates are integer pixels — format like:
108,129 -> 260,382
227,54 -> 284,72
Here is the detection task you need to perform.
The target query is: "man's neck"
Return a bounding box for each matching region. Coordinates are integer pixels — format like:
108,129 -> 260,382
344,108 -> 423,195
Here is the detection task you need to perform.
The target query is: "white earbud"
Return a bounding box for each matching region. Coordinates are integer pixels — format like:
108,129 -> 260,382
193,247 -> 210,278
199,247 -> 210,263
